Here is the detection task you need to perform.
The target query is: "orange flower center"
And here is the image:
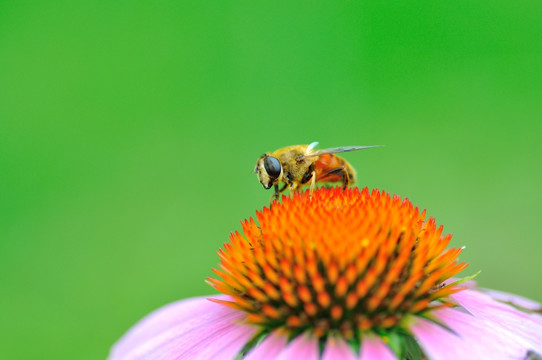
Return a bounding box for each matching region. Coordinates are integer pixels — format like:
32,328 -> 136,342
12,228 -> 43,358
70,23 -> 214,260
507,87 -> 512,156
208,188 -> 467,338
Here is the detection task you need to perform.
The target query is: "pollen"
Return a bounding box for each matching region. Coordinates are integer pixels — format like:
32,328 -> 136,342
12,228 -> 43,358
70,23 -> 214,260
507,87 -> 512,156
208,188 -> 467,338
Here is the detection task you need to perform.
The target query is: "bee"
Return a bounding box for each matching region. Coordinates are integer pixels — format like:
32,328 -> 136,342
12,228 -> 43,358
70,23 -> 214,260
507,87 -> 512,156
254,142 -> 381,201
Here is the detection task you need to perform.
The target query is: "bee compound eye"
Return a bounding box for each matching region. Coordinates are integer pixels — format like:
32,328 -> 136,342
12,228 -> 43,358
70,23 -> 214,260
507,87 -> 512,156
263,156 -> 281,178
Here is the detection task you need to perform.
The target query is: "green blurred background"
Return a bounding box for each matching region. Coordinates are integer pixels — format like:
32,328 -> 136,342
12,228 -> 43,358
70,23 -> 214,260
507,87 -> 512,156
1,1 -> 541,358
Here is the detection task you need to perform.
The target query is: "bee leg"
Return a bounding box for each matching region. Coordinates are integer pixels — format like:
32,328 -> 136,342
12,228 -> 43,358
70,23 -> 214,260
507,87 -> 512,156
289,183 -> 298,198
327,167 -> 350,189
341,168 -> 350,189
270,183 -> 288,205
269,187 -> 278,206
277,183 -> 289,198
310,171 -> 316,197
274,184 -> 280,200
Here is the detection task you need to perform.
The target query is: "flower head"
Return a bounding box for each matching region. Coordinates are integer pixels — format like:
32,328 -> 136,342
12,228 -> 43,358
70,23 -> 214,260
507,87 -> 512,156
109,188 -> 542,360
210,187 -> 466,338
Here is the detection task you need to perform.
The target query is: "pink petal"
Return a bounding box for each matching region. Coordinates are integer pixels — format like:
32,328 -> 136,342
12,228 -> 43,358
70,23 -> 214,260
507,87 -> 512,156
111,295 -> 223,358
175,320 -> 256,360
411,313 -> 484,360
275,333 -> 319,360
108,295 -> 257,360
482,288 -> 542,311
359,335 -> 396,360
411,307 -> 536,360
244,331 -> 288,360
321,336 -> 357,360
451,289 -> 542,351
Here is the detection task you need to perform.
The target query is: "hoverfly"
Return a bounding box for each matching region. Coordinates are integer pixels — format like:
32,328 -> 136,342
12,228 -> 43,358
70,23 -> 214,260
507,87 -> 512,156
254,142 -> 381,201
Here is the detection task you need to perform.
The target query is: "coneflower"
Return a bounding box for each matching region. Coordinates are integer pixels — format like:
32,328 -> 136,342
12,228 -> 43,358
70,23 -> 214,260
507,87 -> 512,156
109,188 -> 542,360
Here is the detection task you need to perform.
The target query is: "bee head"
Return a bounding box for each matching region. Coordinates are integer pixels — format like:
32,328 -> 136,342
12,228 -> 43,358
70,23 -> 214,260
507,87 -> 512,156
254,154 -> 282,189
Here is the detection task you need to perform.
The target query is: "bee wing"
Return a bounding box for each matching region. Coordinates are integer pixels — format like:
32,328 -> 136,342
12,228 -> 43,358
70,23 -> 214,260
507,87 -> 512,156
302,145 -> 383,158
306,141 -> 319,154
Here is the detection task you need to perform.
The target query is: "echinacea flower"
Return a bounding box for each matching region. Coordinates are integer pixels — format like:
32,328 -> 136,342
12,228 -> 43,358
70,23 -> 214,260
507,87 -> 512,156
109,188 -> 542,360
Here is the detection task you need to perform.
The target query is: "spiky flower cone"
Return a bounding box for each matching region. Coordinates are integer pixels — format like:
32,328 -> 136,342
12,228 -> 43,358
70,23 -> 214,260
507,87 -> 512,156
209,188 -> 467,340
